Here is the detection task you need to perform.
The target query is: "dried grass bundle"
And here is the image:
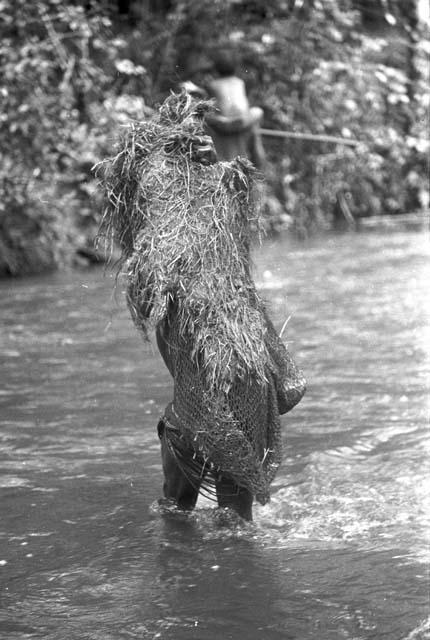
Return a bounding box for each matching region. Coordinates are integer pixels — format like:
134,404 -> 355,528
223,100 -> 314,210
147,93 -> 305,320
96,91 -> 268,390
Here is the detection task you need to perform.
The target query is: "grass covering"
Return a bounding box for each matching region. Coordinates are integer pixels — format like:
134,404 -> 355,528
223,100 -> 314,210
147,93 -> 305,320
96,91 -> 269,390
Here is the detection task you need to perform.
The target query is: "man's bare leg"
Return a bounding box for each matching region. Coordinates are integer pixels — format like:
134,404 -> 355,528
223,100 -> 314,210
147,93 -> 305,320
158,419 -> 200,511
215,475 -> 253,521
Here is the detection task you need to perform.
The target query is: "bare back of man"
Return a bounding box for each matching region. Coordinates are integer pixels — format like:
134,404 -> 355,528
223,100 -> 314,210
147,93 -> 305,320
204,53 -> 266,167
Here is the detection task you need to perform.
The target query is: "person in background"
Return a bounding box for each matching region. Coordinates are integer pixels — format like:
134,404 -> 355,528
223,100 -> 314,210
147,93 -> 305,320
184,51 -> 266,169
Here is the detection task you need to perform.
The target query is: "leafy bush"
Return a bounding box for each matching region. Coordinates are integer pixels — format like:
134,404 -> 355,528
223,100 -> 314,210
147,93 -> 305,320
154,0 -> 428,232
0,0 -> 428,275
0,0 -> 139,274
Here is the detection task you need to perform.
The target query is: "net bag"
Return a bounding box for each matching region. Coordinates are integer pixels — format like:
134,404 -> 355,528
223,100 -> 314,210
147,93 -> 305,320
97,91 -> 305,505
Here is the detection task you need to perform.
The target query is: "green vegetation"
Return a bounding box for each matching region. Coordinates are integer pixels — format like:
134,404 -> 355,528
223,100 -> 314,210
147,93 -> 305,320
0,0 -> 428,275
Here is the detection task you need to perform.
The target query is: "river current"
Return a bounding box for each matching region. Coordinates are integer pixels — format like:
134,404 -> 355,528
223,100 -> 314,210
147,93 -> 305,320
0,230 -> 429,639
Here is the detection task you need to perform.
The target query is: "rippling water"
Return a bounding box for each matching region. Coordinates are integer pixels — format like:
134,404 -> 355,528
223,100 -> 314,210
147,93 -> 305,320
0,231 -> 429,640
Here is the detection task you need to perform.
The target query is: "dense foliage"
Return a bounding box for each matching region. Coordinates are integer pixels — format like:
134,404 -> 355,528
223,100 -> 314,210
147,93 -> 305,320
0,0 -> 428,274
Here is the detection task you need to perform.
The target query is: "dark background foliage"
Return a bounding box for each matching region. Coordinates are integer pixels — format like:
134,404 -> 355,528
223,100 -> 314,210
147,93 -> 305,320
0,0 -> 428,275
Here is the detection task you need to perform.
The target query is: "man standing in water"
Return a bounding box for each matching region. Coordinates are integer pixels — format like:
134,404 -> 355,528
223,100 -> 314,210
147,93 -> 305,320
98,93 -> 305,522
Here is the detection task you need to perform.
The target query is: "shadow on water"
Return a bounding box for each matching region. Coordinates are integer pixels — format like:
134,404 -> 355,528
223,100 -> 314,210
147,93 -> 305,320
0,231 -> 429,640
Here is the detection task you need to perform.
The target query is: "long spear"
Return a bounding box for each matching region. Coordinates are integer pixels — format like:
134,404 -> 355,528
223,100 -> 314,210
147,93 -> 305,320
259,128 -> 360,147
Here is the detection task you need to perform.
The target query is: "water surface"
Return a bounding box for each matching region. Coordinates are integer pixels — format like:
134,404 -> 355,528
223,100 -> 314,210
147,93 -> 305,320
0,231 -> 429,639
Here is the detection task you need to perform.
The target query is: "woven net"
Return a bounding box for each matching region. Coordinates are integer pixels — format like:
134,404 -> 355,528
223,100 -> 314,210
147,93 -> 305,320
97,91 -> 305,504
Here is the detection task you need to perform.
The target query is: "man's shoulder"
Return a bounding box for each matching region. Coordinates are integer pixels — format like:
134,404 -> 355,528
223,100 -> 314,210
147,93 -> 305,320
210,75 -> 244,91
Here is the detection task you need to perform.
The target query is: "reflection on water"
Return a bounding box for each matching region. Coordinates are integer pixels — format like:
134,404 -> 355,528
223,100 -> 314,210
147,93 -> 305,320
0,231 -> 429,640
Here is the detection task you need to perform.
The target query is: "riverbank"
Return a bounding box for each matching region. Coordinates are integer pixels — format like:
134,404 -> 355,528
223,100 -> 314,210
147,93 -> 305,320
1,207 -> 427,279
1,2 -> 428,277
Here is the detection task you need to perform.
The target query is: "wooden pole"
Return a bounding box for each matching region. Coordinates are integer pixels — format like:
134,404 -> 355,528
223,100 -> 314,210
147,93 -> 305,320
259,128 -> 360,147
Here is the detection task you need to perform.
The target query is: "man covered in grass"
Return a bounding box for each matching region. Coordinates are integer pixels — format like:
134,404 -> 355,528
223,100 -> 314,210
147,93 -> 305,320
98,91 -> 305,521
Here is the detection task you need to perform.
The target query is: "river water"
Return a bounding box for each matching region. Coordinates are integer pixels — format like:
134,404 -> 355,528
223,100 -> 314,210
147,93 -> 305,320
0,230 -> 429,640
